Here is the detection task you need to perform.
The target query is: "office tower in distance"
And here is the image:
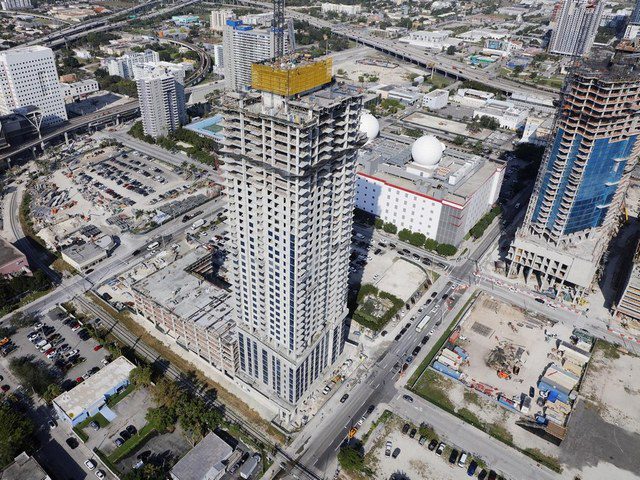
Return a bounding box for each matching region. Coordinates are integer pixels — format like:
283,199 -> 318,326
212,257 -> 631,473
135,63 -> 186,139
626,0 -> 640,39
211,9 -> 233,31
222,58 -> 364,421
548,0 -> 604,56
1,0 -> 32,10
222,18 -> 295,91
105,50 -> 160,79
631,0 -> 640,24
507,41 -> 640,299
0,46 -> 67,127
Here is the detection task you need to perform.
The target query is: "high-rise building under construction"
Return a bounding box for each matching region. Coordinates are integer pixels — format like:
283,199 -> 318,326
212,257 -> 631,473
507,41 -> 640,299
221,56 -> 364,421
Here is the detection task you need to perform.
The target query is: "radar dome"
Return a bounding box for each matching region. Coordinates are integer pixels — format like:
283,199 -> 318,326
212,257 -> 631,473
359,113 -> 380,141
412,135 -> 444,167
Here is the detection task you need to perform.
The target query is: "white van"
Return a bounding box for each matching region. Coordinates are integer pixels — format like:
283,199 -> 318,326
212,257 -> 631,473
191,218 -> 205,230
458,451 -> 468,467
147,241 -> 159,251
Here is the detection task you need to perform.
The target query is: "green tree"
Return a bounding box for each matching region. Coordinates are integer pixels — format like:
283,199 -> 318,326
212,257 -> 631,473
424,238 -> 438,251
383,223 -> 397,234
151,378 -> 185,408
0,400 -> 36,469
129,366 -> 153,388
9,356 -> 56,396
42,384 -> 63,404
408,232 -> 426,247
175,396 -> 223,444
453,135 -> 466,145
374,218 -> 384,229
146,406 -> 177,433
436,244 -> 457,256
337,443 -> 364,472
446,45 -> 456,55
398,228 -> 412,242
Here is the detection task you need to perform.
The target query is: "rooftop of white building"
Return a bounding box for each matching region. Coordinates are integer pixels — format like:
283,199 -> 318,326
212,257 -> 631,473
357,133 -> 504,206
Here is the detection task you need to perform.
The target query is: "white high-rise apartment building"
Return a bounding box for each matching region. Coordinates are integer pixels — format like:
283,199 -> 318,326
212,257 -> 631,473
210,9 -> 233,31
105,50 -> 160,79
222,19 -> 295,91
135,63 -> 186,139
548,0 -> 604,56
0,46 -> 67,127
222,63 -> 364,421
0,0 -> 32,10
321,2 -> 362,15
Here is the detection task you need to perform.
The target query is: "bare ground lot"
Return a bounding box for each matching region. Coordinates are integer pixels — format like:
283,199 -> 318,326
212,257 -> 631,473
360,251 -> 428,302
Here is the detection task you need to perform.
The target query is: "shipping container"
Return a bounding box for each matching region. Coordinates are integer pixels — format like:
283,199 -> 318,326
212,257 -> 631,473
432,361 -> 462,380
453,345 -> 469,360
440,348 -> 462,363
436,355 -> 459,370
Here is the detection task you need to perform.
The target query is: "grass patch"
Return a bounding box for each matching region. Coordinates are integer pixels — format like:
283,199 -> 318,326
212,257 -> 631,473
408,291 -> 479,387
73,426 -> 89,442
76,412 -> 111,431
418,423 -> 438,442
411,369 -> 455,411
486,423 -> 513,445
51,258 -> 77,275
523,448 -> 563,473
94,448 -> 121,475
109,423 -> 156,463
594,339 -> 620,360
456,408 -> 485,430
361,409 -> 392,443
106,384 -> 135,407
463,390 -> 481,406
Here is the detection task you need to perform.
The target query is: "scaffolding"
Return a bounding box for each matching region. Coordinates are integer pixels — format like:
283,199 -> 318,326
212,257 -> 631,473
251,58 -> 332,97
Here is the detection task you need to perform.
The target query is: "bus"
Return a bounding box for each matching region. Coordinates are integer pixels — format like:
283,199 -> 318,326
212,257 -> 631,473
415,316 -> 431,332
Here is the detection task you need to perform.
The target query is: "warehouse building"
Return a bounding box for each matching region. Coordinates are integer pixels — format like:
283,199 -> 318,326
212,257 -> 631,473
52,356 -> 135,426
355,128 -> 504,247
0,237 -> 29,277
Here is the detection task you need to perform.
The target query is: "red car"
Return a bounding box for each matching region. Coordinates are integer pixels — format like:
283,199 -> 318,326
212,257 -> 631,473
93,345 -> 103,352
76,377 -> 84,383
44,348 -> 55,356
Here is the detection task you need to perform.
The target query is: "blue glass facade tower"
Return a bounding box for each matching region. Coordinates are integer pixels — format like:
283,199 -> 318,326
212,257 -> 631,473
508,44 -> 640,297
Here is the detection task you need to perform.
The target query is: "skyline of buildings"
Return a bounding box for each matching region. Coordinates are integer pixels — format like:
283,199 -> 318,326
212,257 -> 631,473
104,49 -> 160,80
548,0 -> 604,57
508,42 -> 640,298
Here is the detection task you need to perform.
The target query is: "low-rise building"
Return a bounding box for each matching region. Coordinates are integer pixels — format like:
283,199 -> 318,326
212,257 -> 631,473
60,242 -> 108,272
60,79 -> 99,102
132,250 -> 238,377
52,356 -> 135,426
0,237 -> 29,277
354,130 -> 504,246
422,89 -> 449,110
399,30 -> 460,51
170,432 -> 234,480
172,15 -> 200,26
520,115 -> 553,145
474,99 -> 528,130
452,88 -> 495,108
0,452 -> 50,480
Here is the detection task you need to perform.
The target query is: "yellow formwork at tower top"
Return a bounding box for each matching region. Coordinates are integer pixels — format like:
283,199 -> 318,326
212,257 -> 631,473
251,58 -> 333,97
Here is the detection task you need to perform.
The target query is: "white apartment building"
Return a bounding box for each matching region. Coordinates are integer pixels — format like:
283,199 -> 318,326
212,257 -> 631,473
422,89 -> 449,110
213,44 -> 224,68
132,61 -> 187,82
548,0 -> 604,56
321,3 -> 362,15
105,49 -> 160,79
211,9 -> 233,31
60,79 -> 99,102
473,99 -> 528,130
223,19 -> 295,91
355,134 -> 504,246
0,0 -> 32,10
222,78 -> 364,422
0,46 -> 67,127
136,63 -> 186,138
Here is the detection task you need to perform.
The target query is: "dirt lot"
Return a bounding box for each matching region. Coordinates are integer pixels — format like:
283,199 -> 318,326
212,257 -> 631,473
458,294 -> 573,402
359,250 -> 428,302
580,341 -> 640,435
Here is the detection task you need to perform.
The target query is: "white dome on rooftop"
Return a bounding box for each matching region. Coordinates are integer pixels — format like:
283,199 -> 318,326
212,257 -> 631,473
412,135 -> 444,167
359,112 -> 379,141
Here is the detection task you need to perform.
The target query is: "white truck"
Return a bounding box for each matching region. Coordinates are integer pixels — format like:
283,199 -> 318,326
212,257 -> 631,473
415,316 -> 431,332
191,218 -> 206,230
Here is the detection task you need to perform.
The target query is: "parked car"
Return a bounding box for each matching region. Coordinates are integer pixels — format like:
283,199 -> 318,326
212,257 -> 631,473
427,439 -> 437,451
93,345 -> 103,351
421,335 -> 430,345
89,421 -> 100,431
458,451 -> 468,467
402,394 -> 413,403
120,430 -> 131,441
478,470 -> 488,480
409,428 -> 417,438
84,459 -> 96,470
95,470 -> 105,479
449,449 -> 459,464
114,438 -> 124,447
435,442 -> 446,456
402,424 -> 410,435
340,394 -> 349,403
1,384 -> 10,392
488,471 -> 497,480
467,461 -> 478,476
385,441 -> 392,457
392,447 -> 401,458
66,437 -> 79,449
126,425 -> 137,435
418,435 -> 427,446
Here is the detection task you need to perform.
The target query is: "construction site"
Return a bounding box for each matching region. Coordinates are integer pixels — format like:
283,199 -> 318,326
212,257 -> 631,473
427,293 -> 594,446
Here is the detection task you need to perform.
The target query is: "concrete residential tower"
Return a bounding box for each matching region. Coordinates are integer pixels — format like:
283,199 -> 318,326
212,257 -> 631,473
222,18 -> 295,92
507,42 -> 640,299
0,45 -> 67,127
548,0 -> 604,57
135,63 -> 186,139
221,58 -> 364,421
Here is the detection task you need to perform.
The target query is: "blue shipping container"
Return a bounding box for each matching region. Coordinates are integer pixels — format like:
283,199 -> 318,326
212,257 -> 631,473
432,361 -> 462,380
